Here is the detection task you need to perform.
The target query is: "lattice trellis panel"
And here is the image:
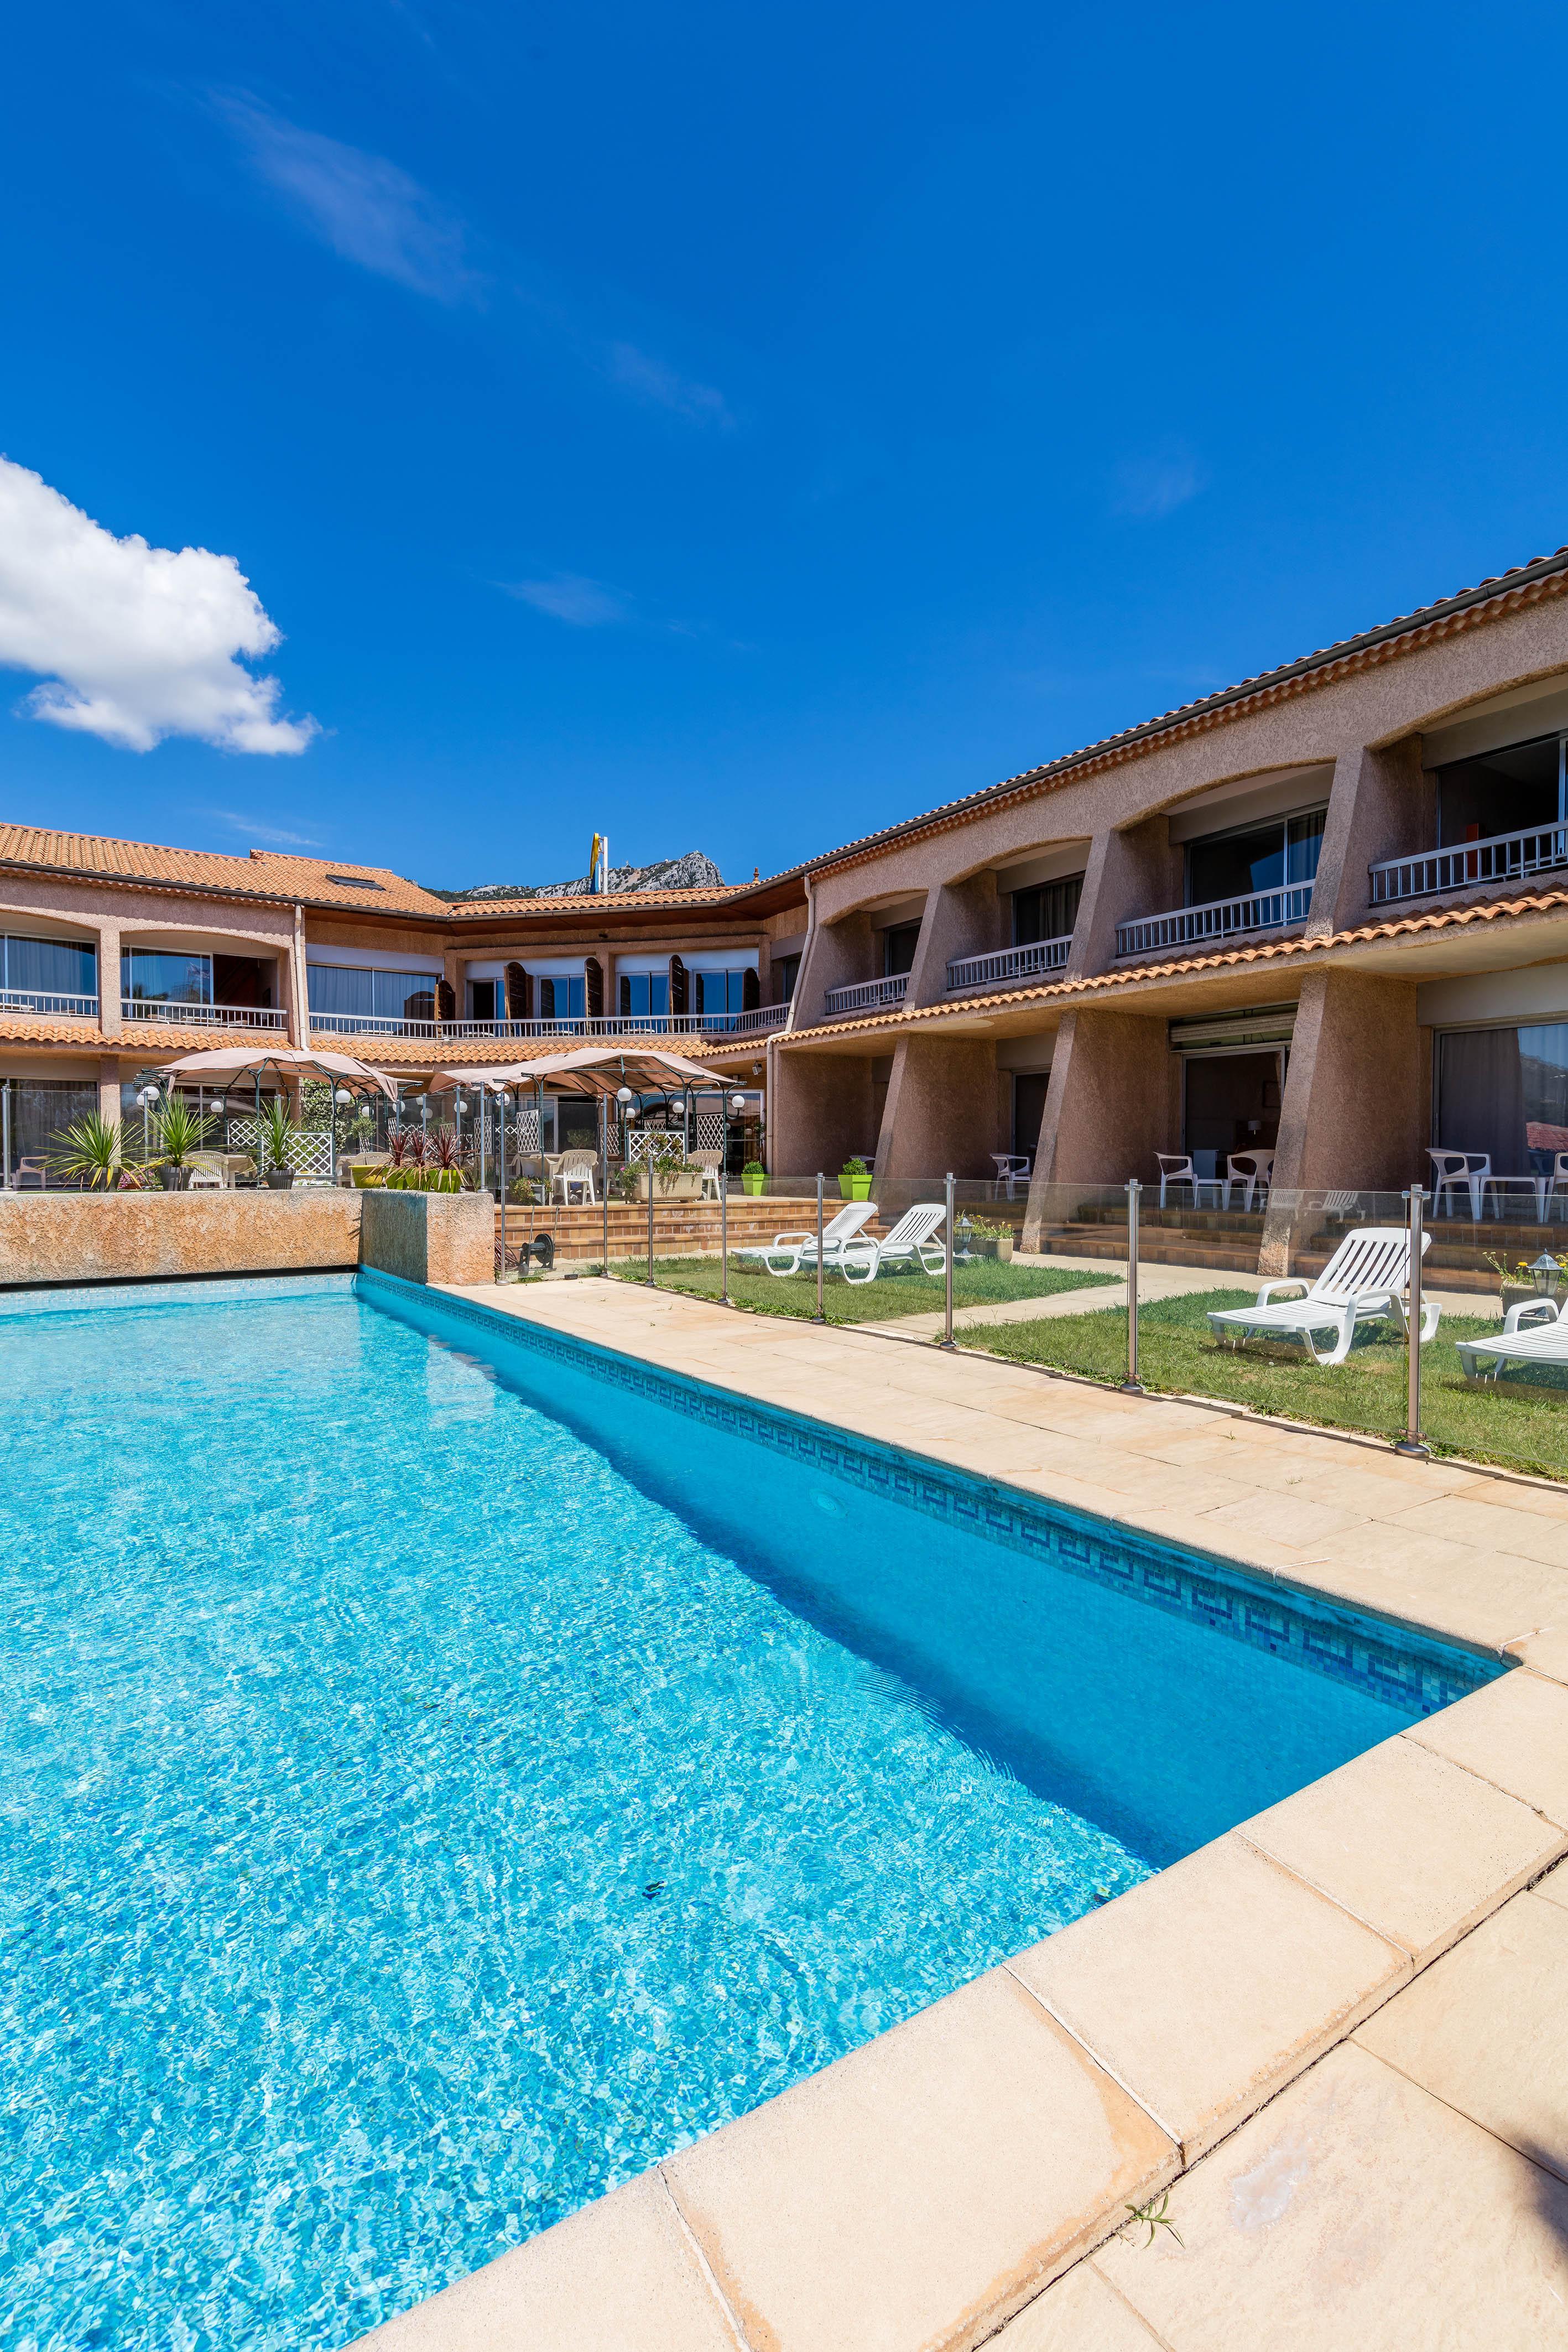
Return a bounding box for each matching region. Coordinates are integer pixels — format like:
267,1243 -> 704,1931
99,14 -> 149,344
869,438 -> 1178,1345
627,1130 -> 685,1164
693,1111 -> 724,1153
223,1117 -> 333,1177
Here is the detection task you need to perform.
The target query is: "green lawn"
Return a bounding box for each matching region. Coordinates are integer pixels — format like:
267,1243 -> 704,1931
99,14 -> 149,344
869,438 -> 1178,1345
965,1287 -> 1568,1481
606,1254 -> 1117,1325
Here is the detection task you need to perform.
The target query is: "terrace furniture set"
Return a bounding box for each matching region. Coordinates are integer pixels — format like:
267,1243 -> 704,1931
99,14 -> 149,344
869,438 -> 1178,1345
1157,1149 -> 1275,1211
1426,1147 -> 1568,1221
736,1200 -> 951,1284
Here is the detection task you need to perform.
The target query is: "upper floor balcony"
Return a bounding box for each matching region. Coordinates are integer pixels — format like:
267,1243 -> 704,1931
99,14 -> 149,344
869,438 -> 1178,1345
823,974 -> 909,1017
1369,823 -> 1568,906
1116,878 -> 1316,960
122,998 -> 288,1031
1,988 -> 98,1020
946,935 -> 1071,991
1117,806 -> 1323,962
308,1005 -> 790,1046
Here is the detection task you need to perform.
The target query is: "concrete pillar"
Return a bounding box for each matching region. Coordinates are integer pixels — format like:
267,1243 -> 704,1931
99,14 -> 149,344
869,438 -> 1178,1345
793,908 -> 874,1025
905,872 -> 1005,1007
874,1033 -> 999,1178
1259,968 -> 1424,1271
286,906 -> 309,1047
96,919 -> 122,1039
768,1048 -> 876,1179
98,1057 -> 120,1124
1306,739 -> 1430,937
1021,1008 -> 1176,1246
1066,815 -> 1182,978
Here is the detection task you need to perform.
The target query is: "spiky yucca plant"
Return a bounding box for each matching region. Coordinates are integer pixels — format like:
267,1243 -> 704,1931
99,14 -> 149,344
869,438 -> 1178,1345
48,1111 -> 128,1189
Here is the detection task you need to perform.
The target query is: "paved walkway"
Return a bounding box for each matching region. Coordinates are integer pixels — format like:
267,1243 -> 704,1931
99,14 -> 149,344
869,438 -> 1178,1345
369,1276 -> 1568,2352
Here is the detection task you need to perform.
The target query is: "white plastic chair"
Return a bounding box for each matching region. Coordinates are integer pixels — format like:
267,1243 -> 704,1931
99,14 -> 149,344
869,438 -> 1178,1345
840,1201 -> 949,1284
736,1199 -> 877,1277
554,1150 -> 598,1205
1225,1149 -> 1275,1212
690,1150 -> 723,1200
1456,1295 -> 1568,1381
1428,1149 -> 1490,1221
185,1156 -> 225,1190
990,1153 -> 1031,1199
1545,1153 -> 1568,1221
1157,1153 -> 1195,1209
1205,1226 -> 1438,1366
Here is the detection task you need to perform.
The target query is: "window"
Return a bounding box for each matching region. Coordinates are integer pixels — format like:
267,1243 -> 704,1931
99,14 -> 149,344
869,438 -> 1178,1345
1,1078 -> 99,1181
774,953 -> 800,1003
1185,810 -> 1326,907
306,965 -> 437,1021
467,978 -> 497,1022
1434,731 -> 1564,847
618,972 -> 669,1017
540,975 -> 586,1019
694,970 -> 746,1015
2,934 -> 96,998
1012,875 -> 1083,947
882,922 -> 920,976
125,949 -> 213,1006
1436,1023 -> 1568,1175
325,873 -> 385,890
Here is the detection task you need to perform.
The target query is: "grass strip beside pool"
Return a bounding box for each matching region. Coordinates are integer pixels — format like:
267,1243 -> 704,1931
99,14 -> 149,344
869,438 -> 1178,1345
607,1256 -> 1117,1324
965,1287 -> 1568,1481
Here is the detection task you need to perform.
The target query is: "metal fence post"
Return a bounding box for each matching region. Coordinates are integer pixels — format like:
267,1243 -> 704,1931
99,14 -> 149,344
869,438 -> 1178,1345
814,1173 -> 826,1322
600,1097 -> 609,1273
645,1136 -> 656,1287
1121,1177 -> 1144,1393
1395,1186 -> 1428,1457
498,1090 -> 507,1279
939,1172 -> 956,1349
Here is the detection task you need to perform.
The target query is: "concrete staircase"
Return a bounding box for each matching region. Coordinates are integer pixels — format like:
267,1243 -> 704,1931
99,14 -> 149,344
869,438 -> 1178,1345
496,1193 -> 829,1265
1035,1202 -> 1267,1276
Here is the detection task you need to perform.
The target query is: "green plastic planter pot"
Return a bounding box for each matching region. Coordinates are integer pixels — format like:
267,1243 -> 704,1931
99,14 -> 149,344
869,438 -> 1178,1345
838,1173 -> 873,1200
742,1172 -> 765,1195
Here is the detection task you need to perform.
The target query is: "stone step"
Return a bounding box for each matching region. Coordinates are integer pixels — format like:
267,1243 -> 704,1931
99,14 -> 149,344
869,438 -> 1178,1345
1036,1225 -> 1261,1274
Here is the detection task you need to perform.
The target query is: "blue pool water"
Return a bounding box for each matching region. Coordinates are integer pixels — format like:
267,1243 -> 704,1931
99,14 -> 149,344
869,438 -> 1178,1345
0,1274 -> 1499,2349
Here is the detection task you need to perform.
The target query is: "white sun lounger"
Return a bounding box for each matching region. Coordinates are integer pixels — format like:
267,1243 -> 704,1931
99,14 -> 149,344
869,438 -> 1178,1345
1455,1295 -> 1568,1381
1206,1226 -> 1437,1366
734,1198 -> 878,1277
840,1201 -> 949,1284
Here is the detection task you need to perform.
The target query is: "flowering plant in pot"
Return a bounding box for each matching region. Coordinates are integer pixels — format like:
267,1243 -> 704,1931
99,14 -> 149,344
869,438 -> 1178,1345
838,1156 -> 872,1200
741,1159 -> 765,1196
153,1098 -> 215,1189
956,1213 -> 1014,1262
255,1096 -> 299,1188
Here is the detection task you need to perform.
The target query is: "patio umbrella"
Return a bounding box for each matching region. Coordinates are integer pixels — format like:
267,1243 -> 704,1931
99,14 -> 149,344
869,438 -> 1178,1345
150,1044 -> 397,1182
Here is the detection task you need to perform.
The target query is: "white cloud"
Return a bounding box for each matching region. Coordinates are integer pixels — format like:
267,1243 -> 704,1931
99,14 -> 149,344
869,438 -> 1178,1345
502,574 -> 627,627
606,342 -> 733,428
217,96 -> 473,302
1112,447 -> 1206,519
0,457 -> 317,754
206,808 -> 323,846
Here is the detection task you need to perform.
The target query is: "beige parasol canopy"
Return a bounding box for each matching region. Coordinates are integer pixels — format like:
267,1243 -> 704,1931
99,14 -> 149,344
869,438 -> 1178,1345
426,1044 -> 732,1099
152,1044 -> 398,1100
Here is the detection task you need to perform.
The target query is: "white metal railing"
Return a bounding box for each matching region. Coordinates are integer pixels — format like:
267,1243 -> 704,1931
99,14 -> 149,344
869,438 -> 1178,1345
1116,880 -> 1315,959
0,989 -> 98,1018
123,999 -> 288,1030
310,1011 -> 787,1042
946,936 -> 1071,991
1368,824 -> 1568,905
824,974 -> 910,1016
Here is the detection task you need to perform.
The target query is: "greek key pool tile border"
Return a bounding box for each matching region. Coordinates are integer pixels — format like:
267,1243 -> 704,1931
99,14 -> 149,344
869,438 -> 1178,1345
360,1268 -> 1503,1717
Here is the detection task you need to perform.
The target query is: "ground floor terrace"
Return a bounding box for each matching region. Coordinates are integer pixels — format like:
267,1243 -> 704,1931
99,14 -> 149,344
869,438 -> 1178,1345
764,889 -> 1568,1288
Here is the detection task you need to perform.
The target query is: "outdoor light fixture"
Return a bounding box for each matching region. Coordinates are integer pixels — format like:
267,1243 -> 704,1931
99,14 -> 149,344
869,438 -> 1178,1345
730,1092 -> 746,1112
1531,1251 -> 1560,1297
616,1085 -> 633,1105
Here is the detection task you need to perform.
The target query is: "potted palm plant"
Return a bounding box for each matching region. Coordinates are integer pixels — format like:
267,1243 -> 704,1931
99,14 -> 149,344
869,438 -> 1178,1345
152,1097 -> 215,1189
255,1096 -> 298,1189
839,1156 -> 873,1200
47,1111 -> 130,1189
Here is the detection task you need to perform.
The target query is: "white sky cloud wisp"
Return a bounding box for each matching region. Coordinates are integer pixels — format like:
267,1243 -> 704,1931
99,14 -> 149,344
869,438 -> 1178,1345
0,457 -> 317,754
502,574 -> 627,626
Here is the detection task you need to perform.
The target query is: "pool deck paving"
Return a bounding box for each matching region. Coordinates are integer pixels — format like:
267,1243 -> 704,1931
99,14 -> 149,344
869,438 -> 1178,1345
358,1274 -> 1568,2352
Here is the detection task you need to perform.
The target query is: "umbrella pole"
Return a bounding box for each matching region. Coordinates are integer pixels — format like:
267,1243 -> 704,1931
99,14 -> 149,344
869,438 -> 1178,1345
600,1092 -> 608,1272
498,1086 -> 507,1281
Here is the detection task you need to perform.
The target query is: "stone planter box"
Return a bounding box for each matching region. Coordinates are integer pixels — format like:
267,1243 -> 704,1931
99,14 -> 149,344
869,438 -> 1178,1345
963,1235 -> 1014,1262
637,1171 -> 703,1201
1500,1280 -> 1559,1319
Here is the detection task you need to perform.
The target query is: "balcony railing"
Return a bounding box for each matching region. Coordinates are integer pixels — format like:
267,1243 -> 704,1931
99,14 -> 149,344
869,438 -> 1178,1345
309,1008 -> 792,1044
0,989 -> 98,1019
1116,880 -> 1315,960
1368,824 -> 1568,906
823,975 -> 910,1016
946,936 -> 1071,991
122,1000 -> 288,1031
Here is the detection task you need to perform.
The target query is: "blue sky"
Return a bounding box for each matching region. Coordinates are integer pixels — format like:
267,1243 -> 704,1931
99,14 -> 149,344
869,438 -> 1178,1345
1,1 -> 1565,891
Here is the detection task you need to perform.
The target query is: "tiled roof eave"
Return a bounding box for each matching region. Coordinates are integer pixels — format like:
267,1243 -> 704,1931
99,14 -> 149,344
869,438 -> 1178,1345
779,887 -> 1568,1043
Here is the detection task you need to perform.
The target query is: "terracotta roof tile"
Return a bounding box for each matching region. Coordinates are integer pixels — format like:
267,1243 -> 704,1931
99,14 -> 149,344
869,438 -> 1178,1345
782,888 -> 1568,1043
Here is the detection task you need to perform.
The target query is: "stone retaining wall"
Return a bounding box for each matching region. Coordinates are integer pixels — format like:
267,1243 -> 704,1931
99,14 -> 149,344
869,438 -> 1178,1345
0,1188 -> 495,1289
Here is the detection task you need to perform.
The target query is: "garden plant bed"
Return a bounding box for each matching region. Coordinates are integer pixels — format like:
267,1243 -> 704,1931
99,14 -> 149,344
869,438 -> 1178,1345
965,1287 -> 1568,1482
607,1255 -> 1115,1325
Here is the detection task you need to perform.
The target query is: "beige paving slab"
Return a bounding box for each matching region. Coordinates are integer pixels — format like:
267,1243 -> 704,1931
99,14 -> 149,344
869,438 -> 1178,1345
1267,1545 -> 1562,1662
987,2260 -> 1166,2349
347,2172 -> 739,2351
1508,1623 -> 1568,1687
1354,1888 -> 1568,2186
1387,1492 -> 1568,1569
1403,1667 -> 1568,1825
1535,1855 -> 1568,1911
663,1966 -> 1176,2352
1196,1489 -> 1375,1550
1097,2040 -> 1568,2351
1009,1835 -> 1408,2164
1241,1732 -> 1566,1963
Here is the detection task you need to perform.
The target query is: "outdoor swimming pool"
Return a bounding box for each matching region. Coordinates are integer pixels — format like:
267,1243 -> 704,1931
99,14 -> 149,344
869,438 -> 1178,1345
0,1273 -> 1501,2349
